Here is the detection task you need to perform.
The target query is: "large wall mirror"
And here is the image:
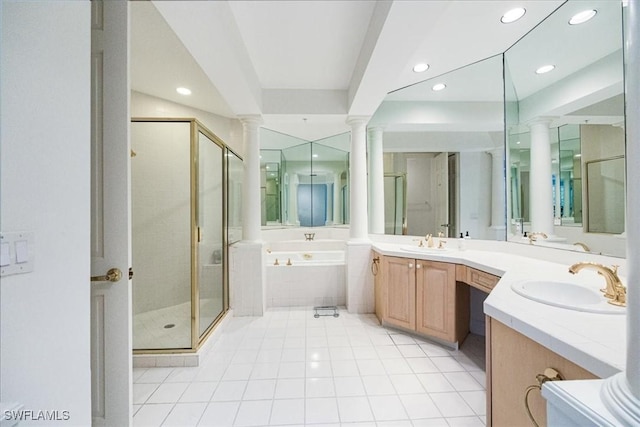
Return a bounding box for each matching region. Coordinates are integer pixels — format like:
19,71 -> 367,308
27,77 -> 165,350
369,54 -> 505,240
260,129 -> 350,227
505,0 -> 625,257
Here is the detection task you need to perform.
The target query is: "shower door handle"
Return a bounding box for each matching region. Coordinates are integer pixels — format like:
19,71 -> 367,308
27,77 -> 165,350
91,268 -> 123,283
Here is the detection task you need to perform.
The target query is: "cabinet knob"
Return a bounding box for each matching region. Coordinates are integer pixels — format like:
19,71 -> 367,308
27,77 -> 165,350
416,264 -> 422,269
408,263 -> 414,268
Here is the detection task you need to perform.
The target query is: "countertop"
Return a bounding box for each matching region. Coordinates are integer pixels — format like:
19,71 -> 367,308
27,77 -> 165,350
370,237 -> 627,378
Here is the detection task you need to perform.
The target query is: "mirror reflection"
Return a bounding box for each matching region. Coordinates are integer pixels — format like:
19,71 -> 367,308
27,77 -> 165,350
370,54 -> 505,240
505,0 -> 625,256
260,129 -> 350,227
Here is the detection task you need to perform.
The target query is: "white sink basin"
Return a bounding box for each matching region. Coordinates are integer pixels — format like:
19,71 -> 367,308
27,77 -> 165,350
511,280 -> 625,314
400,245 -> 453,254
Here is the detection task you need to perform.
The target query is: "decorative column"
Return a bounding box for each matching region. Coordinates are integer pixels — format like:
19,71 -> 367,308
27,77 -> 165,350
488,147 -> 506,240
231,115 -> 264,316
368,126 -> 385,234
345,116 -> 373,314
347,116 -> 369,241
240,115 -> 263,242
602,0 -> 640,422
528,119 -> 555,236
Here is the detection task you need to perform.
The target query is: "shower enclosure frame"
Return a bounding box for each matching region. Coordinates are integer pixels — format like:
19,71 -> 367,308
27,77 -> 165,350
131,118 -> 236,354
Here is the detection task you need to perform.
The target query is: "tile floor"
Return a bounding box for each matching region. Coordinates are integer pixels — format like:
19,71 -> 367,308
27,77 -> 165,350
133,308 -> 486,426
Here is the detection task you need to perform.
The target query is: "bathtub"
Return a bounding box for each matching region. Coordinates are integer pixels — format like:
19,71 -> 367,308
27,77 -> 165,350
264,242 -> 346,308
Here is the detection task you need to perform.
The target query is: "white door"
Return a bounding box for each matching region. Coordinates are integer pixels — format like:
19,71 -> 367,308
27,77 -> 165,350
90,1 -> 132,426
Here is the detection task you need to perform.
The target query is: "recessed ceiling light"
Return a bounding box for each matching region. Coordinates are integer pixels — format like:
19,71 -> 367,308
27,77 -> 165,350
569,9 -> 597,25
413,63 -> 429,73
176,87 -> 191,95
501,7 -> 526,24
516,141 -> 521,145
535,64 -> 555,74
312,154 -> 319,158
432,83 -> 446,91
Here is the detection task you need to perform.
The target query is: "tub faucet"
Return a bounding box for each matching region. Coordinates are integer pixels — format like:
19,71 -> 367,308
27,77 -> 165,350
568,262 -> 626,307
528,232 -> 547,244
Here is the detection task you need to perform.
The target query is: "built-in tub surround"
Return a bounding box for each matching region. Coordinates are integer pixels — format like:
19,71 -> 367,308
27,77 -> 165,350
264,239 -> 346,308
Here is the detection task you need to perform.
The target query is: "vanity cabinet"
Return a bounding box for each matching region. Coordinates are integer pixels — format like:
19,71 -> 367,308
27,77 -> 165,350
487,317 -> 598,426
378,255 -> 469,345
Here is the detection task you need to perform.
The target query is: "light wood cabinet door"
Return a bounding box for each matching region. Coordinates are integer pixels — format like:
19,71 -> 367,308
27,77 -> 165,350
415,260 -> 456,341
384,256 -> 416,330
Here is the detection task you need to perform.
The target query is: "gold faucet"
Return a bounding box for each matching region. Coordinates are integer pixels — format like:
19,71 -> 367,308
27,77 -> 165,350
568,262 -> 626,307
528,232 -> 548,244
573,242 -> 591,252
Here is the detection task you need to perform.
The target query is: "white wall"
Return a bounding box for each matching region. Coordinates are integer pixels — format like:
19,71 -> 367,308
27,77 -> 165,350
1,2 -> 92,425
131,91 -> 243,154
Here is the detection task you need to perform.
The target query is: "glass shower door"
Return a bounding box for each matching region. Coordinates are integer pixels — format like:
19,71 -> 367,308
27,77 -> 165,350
197,130 -> 224,338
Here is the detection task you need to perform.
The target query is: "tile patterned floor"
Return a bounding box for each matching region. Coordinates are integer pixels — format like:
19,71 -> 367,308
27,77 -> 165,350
133,308 -> 486,426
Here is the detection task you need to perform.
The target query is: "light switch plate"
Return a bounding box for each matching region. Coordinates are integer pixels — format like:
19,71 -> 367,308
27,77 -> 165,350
0,231 -> 35,276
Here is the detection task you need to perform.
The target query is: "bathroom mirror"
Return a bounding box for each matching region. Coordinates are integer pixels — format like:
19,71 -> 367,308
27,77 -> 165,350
505,0 -> 625,256
370,54 -> 505,240
260,129 -> 350,228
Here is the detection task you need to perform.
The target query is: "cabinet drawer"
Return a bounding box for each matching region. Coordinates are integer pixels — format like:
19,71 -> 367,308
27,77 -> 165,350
465,267 -> 500,293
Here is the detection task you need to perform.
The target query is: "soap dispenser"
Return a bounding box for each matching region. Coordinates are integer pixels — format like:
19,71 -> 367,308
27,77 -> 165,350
458,233 -> 466,250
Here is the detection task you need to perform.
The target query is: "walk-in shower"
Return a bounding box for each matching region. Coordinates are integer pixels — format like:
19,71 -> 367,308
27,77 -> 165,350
131,118 -> 242,352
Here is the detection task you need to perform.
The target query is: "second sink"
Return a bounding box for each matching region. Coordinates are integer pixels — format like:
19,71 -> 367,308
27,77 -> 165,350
510,280 -> 625,314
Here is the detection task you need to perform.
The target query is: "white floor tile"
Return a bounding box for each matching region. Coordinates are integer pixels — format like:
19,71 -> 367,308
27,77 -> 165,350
255,349 -> 283,364
211,380 -> 247,402
337,396 -> 374,422
329,346 -> 355,360
445,416 -> 485,426
278,361 -> 305,378
382,358 -> 413,374
368,395 -> 408,421
281,348 -> 306,362
431,357 -> 466,373
269,398 -> 305,425
136,368 -> 174,384
197,401 -> 239,427
250,362 -> 280,380
162,402 -> 207,427
398,394 -> 442,419
352,346 -> 379,360
165,368 -> 199,383
307,361 -> 333,377
469,371 -> 486,389
389,334 -> 416,345
306,377 -> 336,397
416,373 -> 456,393
429,392 -> 475,417
362,375 -> 395,396
389,374 -> 425,394
376,421 -> 414,427
332,359 -> 360,377
459,390 -> 486,416
179,382 -> 217,403
406,357 -> 439,374
194,364 -> 226,382
334,376 -> 366,397
410,418 -> 449,426
443,372 -> 484,391
243,379 -> 276,400
419,343 -> 450,357
307,347 -> 331,361
133,383 -> 160,405
147,382 -> 189,404
234,400 -> 272,427
274,378 -> 305,399
369,334 -> 395,346
376,346 -> 403,359
357,359 -> 386,376
397,345 -> 426,358
222,363 -> 254,381
305,397 -> 340,424
133,403 -> 173,427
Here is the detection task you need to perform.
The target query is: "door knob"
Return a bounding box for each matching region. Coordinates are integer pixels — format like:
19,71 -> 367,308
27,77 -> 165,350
91,268 -> 122,283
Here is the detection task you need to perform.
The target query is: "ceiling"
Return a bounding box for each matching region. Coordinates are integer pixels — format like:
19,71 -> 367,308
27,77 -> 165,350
131,0 -> 566,143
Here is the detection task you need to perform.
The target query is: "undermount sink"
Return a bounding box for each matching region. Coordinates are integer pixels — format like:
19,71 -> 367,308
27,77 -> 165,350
511,280 -> 625,314
400,245 -> 452,254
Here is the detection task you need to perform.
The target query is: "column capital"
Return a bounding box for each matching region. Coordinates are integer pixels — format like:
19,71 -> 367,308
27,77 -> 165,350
346,115 -> 370,127
238,115 -> 263,127
526,117 -> 555,128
